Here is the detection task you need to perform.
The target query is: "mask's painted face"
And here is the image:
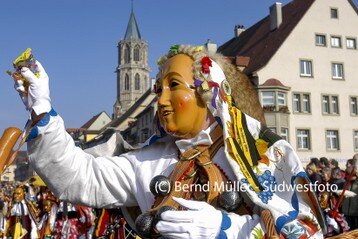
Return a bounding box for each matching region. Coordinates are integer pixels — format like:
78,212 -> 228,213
13,187 -> 24,203
156,54 -> 207,139
43,200 -> 52,213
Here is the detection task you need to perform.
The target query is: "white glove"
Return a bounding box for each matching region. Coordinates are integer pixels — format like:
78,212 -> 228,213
15,60 -> 51,116
14,80 -> 30,111
155,197 -> 222,239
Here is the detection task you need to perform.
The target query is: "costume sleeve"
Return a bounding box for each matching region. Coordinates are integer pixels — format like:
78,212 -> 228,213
222,212 -> 324,239
27,110 -> 137,208
231,214 -> 261,239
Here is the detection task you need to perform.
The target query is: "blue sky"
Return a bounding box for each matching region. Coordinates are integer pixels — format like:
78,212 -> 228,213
0,0 -> 356,134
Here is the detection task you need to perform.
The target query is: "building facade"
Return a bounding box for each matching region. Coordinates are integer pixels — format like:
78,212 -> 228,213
219,0 -> 358,162
113,9 -> 150,118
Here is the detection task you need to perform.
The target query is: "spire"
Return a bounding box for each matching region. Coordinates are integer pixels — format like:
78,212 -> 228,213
124,1 -> 141,40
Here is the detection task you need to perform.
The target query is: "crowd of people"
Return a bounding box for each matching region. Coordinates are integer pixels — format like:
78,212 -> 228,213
0,154 -> 356,239
305,154 -> 358,236
0,179 -> 132,239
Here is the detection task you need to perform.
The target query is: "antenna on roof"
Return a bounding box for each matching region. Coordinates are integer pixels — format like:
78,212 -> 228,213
131,0 -> 134,13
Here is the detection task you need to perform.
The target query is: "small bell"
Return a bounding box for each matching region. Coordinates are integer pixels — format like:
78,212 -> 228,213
135,212 -> 155,239
156,205 -> 176,220
149,175 -> 171,196
219,191 -> 242,212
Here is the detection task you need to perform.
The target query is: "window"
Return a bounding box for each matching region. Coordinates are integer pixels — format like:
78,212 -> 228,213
124,45 -> 130,63
326,130 -> 339,150
297,129 -> 310,150
331,36 -> 341,48
322,95 -> 339,115
315,34 -> 326,46
134,46 -> 140,61
281,128 -> 288,141
261,91 -> 275,106
332,63 -> 344,79
351,97 -> 358,115
293,93 -> 310,113
330,8 -> 338,19
354,131 -> 358,151
277,92 -> 286,106
302,94 -> 310,113
293,94 -> 301,113
346,38 -> 357,49
135,74 -> 140,90
322,95 -> 330,114
124,74 -> 130,90
260,90 -> 288,112
300,60 -> 313,77
332,96 -> 339,114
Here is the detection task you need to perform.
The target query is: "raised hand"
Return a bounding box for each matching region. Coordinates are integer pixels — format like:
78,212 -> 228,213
15,60 -> 51,117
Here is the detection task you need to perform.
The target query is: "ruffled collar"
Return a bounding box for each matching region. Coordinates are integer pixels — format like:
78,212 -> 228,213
175,122 -> 218,154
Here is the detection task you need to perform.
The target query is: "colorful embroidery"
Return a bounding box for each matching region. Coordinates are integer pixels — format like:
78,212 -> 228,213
281,221 -> 307,239
241,170 -> 276,204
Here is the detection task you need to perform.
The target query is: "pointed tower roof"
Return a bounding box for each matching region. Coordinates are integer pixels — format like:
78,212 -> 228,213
124,8 -> 141,40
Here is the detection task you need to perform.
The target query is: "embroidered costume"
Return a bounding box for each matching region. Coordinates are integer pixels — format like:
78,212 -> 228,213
14,45 -> 328,238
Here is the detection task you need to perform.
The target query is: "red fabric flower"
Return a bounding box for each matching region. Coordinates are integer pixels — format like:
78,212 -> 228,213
201,56 -> 212,74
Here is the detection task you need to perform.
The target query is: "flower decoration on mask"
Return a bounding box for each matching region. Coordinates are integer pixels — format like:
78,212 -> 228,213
195,56 -> 221,108
194,46 -> 204,52
169,45 -> 180,55
201,56 -> 212,75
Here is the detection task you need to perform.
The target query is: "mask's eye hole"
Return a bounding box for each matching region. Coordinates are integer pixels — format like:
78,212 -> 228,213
154,83 -> 162,95
156,86 -> 162,94
170,81 -> 180,88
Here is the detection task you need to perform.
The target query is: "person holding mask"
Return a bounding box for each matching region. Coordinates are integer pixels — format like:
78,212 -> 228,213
12,45 -> 325,238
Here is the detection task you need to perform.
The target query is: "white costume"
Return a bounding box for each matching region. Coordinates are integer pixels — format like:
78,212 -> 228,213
26,111 -> 323,238
17,54 -> 325,238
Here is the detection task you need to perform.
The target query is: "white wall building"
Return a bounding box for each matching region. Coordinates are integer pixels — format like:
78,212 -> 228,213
219,0 -> 358,163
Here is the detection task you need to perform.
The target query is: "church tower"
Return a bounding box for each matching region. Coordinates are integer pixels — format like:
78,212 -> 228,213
113,6 -> 150,118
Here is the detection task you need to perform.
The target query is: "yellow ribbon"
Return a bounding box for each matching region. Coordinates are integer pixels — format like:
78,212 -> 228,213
230,107 -> 253,166
226,95 -> 261,192
227,138 -> 261,192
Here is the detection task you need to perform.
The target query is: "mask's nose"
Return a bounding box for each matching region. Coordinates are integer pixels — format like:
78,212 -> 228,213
157,87 -> 170,107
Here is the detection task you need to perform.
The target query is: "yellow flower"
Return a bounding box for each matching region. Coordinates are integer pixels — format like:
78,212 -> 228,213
194,46 -> 204,52
255,139 -> 268,157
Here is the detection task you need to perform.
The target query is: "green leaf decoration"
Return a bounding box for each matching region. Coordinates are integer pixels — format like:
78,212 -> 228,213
169,45 -> 179,54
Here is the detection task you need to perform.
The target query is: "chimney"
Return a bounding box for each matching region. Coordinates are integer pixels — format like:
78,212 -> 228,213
269,2 -> 282,31
205,39 -> 217,54
234,24 -> 245,37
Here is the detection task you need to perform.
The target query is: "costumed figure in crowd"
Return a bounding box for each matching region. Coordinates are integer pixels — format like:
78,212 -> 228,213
318,167 -> 350,236
8,45 -> 358,238
341,156 -> 358,230
37,193 -> 58,239
54,200 -> 93,239
93,208 -> 131,239
0,191 -> 8,239
4,185 -> 39,239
